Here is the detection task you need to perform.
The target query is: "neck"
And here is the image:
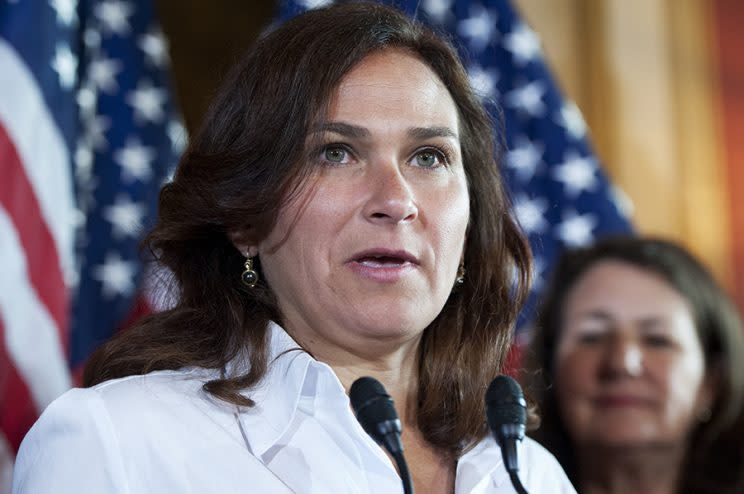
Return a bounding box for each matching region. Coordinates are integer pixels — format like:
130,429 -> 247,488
577,443 -> 686,494
329,341 -> 420,421
287,325 -> 456,492
282,320 -> 422,420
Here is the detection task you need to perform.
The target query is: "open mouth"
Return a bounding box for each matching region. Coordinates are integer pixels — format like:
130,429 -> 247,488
355,255 -> 411,267
349,249 -> 419,268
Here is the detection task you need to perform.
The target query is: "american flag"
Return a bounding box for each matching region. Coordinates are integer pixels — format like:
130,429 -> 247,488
0,0 -> 182,486
279,0 -> 634,328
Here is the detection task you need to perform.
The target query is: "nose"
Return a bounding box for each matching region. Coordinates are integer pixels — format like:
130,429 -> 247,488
599,331 -> 643,379
362,159 -> 418,225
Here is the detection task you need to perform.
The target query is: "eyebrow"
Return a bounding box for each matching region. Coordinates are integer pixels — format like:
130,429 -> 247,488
571,311 -> 666,329
312,122 -> 370,138
573,310 -> 613,322
311,122 -> 459,140
407,126 -> 459,140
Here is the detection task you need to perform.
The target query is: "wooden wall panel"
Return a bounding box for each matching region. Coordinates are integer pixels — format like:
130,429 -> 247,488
515,0 -> 732,287
712,0 -> 744,307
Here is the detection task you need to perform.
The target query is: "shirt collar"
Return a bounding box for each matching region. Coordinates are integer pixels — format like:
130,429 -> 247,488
234,322 -> 515,491
235,321 -> 345,457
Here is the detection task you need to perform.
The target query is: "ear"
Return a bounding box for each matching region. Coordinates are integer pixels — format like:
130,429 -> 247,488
228,230 -> 259,258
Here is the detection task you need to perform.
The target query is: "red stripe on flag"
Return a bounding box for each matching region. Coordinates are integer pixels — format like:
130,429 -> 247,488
502,340 -> 525,378
0,320 -> 38,453
121,293 -> 155,329
0,122 -> 69,345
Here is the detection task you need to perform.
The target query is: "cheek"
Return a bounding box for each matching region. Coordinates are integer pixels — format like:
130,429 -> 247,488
554,350 -> 597,402
553,353 -> 593,438
658,353 -> 706,420
430,184 -> 469,247
262,184 -> 348,255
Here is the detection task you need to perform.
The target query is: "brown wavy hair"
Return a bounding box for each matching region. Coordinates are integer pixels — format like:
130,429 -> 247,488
83,2 -> 531,457
525,236 -> 744,493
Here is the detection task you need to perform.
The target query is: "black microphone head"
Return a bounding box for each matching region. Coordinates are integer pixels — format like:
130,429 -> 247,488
349,377 -> 402,445
485,375 -> 527,441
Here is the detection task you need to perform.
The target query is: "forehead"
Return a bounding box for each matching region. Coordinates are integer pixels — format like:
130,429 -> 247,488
327,49 -> 460,128
564,260 -> 692,322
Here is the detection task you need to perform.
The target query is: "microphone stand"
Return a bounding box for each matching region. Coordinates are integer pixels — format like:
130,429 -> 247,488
391,450 -> 414,494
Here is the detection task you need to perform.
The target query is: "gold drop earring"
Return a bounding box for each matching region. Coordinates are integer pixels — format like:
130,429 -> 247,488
241,255 -> 259,288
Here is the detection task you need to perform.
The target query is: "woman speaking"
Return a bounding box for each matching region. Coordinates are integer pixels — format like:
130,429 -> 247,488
12,3 -> 574,493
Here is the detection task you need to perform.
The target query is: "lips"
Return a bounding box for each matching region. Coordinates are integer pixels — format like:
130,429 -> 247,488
348,249 -> 419,266
593,394 -> 655,408
346,248 -> 419,282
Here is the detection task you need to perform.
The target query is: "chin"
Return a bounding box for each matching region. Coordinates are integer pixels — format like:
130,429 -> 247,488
348,306 -> 436,339
584,422 -> 666,449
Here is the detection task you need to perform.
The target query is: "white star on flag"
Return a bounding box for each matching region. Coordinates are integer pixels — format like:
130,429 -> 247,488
513,194 -> 549,234
505,80 -> 546,117
610,185 -> 635,219
530,255 -> 546,290
467,64 -> 499,100
139,28 -> 169,68
556,101 -> 587,140
504,22 -> 541,66
77,85 -> 97,117
75,142 -> 94,177
556,211 -> 598,247
421,0 -> 454,23
50,0 -> 78,26
506,137 -> 543,182
552,151 -> 598,197
52,43 -> 78,89
92,252 -> 137,299
299,0 -> 332,8
103,195 -> 146,239
83,27 -> 102,48
94,0 -> 135,37
87,114 -> 111,150
114,139 -> 155,182
89,55 -> 122,93
457,5 -> 497,53
126,80 -> 167,123
167,119 -> 187,155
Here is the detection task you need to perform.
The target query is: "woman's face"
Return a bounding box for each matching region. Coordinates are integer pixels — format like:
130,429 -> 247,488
257,49 -> 469,359
554,260 -> 713,449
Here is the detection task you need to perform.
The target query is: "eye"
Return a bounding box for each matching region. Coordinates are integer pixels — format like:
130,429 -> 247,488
643,334 -> 674,348
570,323 -> 609,345
577,332 -> 604,345
321,145 -> 351,164
411,147 -> 448,169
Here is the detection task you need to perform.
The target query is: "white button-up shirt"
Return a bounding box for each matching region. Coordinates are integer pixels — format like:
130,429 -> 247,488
13,323 -> 576,493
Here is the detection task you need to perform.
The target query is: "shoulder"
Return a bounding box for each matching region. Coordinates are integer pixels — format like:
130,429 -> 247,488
12,368 -> 225,494
457,435 -> 576,494
89,367 -> 217,412
13,386 -> 129,493
520,436 -> 576,492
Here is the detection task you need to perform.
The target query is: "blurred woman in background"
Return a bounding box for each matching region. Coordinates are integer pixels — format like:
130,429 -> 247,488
526,236 -> 744,494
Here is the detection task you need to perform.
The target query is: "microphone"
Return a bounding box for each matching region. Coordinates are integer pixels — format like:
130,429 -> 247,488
349,377 -> 414,494
485,375 -> 529,494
